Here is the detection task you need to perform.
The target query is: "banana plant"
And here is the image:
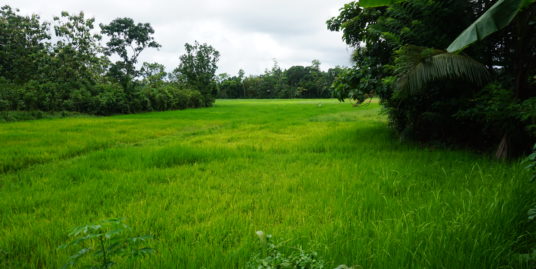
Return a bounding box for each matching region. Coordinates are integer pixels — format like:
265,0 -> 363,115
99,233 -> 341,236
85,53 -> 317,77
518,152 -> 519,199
447,0 -> 535,52
357,0 -> 535,158
358,0 -> 534,53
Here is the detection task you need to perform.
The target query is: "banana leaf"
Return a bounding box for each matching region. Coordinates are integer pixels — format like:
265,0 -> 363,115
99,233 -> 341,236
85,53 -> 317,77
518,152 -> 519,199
447,0 -> 535,52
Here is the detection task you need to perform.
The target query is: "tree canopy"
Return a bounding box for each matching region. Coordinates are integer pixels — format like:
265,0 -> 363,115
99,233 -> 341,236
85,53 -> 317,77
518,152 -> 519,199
327,0 -> 535,156
0,5 -> 215,115
174,41 -> 220,106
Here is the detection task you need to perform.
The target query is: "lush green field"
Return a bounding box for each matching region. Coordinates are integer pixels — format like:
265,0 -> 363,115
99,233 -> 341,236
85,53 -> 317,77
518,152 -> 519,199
0,99 -> 533,268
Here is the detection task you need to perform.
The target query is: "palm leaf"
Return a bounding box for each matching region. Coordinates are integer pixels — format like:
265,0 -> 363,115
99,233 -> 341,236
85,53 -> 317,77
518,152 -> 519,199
396,46 -> 490,93
447,0 -> 535,52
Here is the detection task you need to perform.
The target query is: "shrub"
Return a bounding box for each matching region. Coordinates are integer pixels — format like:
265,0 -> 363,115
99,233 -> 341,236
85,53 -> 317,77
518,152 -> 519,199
59,218 -> 154,269
95,83 -> 129,115
0,78 -> 207,118
249,231 -> 326,269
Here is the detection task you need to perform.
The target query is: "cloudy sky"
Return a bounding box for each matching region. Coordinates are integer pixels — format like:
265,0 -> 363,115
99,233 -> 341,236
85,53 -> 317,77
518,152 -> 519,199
4,0 -> 353,76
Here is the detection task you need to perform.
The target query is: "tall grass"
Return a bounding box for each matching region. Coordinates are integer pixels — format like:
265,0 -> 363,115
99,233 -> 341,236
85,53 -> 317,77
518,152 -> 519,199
0,99 -> 533,268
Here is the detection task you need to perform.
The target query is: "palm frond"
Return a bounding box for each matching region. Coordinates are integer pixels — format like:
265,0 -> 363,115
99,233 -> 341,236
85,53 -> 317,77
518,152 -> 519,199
395,45 -> 490,94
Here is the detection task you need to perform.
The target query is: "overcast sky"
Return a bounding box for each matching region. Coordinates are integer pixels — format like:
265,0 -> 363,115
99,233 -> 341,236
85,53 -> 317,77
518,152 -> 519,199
4,0 -> 352,75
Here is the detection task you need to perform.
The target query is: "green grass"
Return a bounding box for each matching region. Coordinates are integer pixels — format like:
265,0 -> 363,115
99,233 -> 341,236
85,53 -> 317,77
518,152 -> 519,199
0,99 -> 533,268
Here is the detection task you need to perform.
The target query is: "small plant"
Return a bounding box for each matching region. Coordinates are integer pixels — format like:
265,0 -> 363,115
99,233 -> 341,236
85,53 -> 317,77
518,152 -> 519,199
248,231 -> 325,269
58,218 -> 154,269
249,231 -> 357,269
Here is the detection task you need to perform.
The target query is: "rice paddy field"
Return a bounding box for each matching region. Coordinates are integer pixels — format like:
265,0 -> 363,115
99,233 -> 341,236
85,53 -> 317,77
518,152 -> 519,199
0,99 -> 533,268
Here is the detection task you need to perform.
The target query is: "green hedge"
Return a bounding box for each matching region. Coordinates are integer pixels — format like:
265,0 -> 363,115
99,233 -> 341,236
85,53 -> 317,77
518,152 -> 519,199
0,78 -> 207,116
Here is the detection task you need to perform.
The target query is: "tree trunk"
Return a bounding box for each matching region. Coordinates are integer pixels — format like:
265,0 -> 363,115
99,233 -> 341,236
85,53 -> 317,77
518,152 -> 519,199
494,7 -> 535,159
495,134 -> 509,159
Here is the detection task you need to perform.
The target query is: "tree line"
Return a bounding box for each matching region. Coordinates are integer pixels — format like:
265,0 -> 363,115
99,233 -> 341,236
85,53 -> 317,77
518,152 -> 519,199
327,0 -> 535,157
217,60 -> 343,99
0,5 -> 344,119
0,6 -> 219,115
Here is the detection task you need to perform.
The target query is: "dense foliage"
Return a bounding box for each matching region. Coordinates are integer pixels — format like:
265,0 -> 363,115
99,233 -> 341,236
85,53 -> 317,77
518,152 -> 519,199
217,60 -> 343,99
327,0 -> 536,157
0,5 -> 216,116
172,41 -> 220,106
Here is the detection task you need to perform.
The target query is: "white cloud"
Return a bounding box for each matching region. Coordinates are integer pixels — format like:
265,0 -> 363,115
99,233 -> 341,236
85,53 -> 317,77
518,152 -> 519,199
3,0 -> 352,75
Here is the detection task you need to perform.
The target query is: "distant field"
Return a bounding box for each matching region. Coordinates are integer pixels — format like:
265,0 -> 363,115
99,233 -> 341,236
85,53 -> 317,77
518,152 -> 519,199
0,99 -> 533,268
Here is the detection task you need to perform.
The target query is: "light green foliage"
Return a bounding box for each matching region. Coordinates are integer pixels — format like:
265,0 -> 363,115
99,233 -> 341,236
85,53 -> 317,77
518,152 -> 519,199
59,218 -> 153,268
0,100 -> 534,268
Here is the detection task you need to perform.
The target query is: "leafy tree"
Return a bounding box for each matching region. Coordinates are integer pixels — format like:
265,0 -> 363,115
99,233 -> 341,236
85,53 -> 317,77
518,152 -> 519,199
332,68 -> 379,104
217,62 -> 337,99
242,76 -> 263,98
174,41 -> 220,106
328,0 -> 536,155
449,0 -> 536,157
100,18 -> 161,90
447,0 -> 535,53
285,65 -> 307,98
0,5 -> 51,83
369,0 -> 536,157
260,60 -> 286,98
217,70 -> 245,99
50,11 -> 108,88
140,62 -> 167,87
0,5 -> 208,116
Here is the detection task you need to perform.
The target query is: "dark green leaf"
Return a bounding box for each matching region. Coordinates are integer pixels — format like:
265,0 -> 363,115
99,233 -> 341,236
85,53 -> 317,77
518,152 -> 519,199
447,0 -> 535,52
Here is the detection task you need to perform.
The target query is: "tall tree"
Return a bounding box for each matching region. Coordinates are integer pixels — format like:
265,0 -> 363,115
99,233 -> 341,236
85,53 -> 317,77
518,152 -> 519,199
100,18 -> 160,90
52,11 -> 105,86
174,41 -> 220,106
328,0 -> 535,156
140,62 -> 167,87
0,5 -> 50,83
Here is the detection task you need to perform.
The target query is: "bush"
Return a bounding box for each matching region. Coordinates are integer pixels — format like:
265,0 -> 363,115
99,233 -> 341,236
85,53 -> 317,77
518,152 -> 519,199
141,85 -> 205,111
59,218 -> 154,269
0,78 -> 208,118
249,231 -> 326,269
95,83 -> 130,115
378,79 -> 535,154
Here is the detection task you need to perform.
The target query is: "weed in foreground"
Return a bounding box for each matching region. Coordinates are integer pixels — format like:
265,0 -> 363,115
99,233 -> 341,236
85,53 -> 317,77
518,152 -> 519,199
249,231 -> 357,269
58,218 -> 153,269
